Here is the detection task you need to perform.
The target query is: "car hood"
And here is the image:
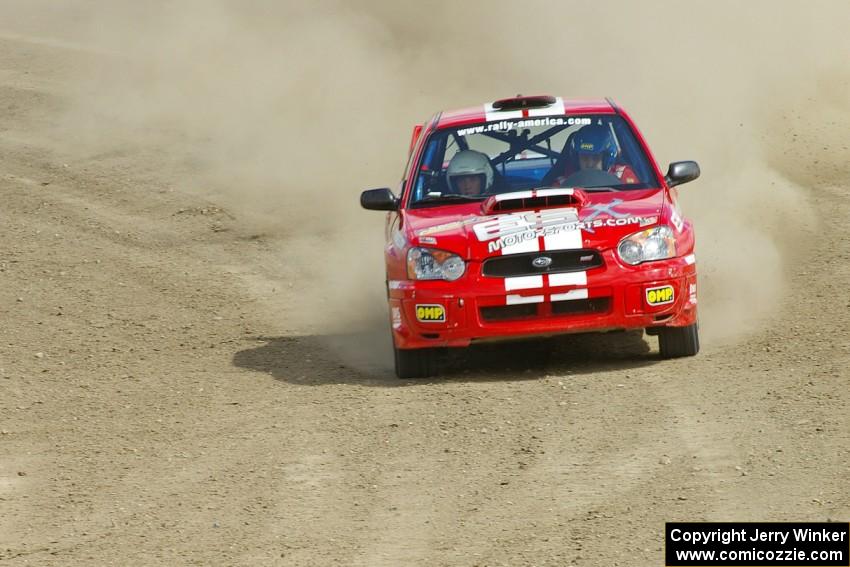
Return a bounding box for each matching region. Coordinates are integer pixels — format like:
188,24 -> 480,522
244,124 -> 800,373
404,188 -> 666,259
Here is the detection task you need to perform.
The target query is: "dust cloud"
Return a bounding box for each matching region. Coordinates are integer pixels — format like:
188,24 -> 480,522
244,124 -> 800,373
8,0 -> 850,348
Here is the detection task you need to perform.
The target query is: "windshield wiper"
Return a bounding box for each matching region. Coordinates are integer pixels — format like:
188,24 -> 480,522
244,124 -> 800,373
414,194 -> 484,206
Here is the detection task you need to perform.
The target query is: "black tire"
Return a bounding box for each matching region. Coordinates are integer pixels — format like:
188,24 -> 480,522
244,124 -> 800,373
394,347 -> 441,379
658,323 -> 700,358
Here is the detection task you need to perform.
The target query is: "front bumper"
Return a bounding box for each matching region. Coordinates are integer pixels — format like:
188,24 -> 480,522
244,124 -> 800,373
388,251 -> 697,349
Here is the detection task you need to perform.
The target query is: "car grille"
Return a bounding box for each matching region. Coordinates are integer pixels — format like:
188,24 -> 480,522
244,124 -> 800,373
480,298 -> 610,322
551,297 -> 610,315
482,249 -> 603,277
480,304 -> 537,322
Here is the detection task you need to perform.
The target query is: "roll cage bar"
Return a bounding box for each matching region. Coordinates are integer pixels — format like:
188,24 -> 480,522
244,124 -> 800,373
446,124 -> 567,168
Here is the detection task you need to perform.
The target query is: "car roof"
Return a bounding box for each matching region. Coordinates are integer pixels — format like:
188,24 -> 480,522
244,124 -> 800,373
435,96 -> 617,130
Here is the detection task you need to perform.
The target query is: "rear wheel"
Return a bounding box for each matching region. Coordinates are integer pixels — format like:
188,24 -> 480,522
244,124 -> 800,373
394,347 -> 441,379
658,323 -> 700,358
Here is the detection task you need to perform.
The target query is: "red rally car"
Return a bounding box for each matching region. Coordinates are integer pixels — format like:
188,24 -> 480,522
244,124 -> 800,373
361,95 -> 700,378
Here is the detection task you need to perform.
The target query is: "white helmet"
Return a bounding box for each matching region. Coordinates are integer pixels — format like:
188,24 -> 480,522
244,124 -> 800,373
446,150 -> 494,194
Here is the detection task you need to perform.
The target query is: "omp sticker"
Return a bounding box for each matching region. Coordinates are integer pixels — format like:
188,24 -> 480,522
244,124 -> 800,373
419,236 -> 437,245
646,285 -> 675,306
683,253 -> 696,265
415,304 -> 446,323
391,307 -> 402,329
689,283 -> 698,305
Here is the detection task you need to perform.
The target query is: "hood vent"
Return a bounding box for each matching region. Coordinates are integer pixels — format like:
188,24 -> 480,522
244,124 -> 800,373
482,189 -> 585,215
490,194 -> 577,213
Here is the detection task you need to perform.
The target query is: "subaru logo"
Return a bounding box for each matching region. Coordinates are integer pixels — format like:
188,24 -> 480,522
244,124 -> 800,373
532,256 -> 552,269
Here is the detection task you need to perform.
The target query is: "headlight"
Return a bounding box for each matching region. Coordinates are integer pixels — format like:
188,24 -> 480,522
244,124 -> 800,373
617,225 -> 677,265
407,247 -> 466,281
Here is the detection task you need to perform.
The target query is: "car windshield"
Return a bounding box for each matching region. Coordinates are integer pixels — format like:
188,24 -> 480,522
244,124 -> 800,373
409,114 -> 658,207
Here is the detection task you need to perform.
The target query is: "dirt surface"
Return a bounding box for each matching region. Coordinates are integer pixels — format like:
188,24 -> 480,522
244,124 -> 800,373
1,4 -> 849,566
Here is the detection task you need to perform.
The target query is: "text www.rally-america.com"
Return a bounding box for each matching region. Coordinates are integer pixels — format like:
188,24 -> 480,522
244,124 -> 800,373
456,116 -> 592,137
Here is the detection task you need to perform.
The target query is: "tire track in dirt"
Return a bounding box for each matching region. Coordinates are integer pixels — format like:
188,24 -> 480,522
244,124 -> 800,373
426,357 -> 680,565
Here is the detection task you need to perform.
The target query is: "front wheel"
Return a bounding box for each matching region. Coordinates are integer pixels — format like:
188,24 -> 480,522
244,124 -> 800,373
658,323 -> 700,358
394,347 -> 441,379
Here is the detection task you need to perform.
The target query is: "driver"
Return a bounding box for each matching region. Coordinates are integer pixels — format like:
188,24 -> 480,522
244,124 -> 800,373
446,150 -> 494,197
571,124 -> 618,170
557,124 -> 638,185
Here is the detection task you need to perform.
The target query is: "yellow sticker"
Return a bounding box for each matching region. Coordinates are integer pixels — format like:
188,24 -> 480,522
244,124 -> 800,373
580,142 -> 595,150
646,285 -> 675,306
416,304 -> 446,322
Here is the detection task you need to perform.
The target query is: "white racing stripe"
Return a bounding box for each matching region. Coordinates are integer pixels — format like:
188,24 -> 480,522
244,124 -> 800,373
549,272 -> 588,287
506,294 -> 545,305
505,275 -> 543,291
487,186 -> 586,305
543,229 -> 582,251
528,96 -> 565,117
494,191 -> 533,201
542,206 -> 583,251
535,188 -> 574,198
496,205 -> 585,303
500,238 -> 540,255
485,97 -> 564,122
484,103 -> 523,122
551,289 -> 589,302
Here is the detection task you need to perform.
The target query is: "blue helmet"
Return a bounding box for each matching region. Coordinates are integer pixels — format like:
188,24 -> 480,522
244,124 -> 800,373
569,124 -> 618,169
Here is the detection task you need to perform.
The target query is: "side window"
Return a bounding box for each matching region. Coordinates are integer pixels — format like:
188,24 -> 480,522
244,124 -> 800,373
611,119 -> 655,184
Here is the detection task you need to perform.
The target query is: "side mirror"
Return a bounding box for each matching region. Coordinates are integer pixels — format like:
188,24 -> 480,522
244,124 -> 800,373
665,161 -> 700,188
360,188 -> 398,211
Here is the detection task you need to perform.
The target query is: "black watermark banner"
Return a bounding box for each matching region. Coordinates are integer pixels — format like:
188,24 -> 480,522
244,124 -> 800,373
666,522 -> 849,566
